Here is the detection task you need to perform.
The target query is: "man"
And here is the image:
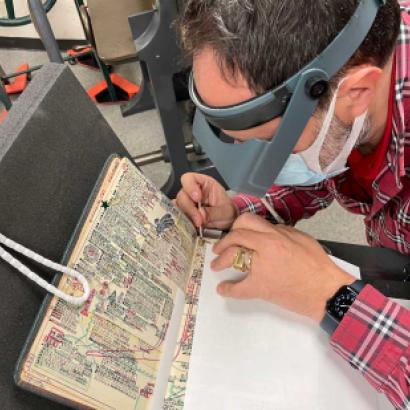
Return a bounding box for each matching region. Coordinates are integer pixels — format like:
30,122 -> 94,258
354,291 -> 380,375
175,1 -> 409,409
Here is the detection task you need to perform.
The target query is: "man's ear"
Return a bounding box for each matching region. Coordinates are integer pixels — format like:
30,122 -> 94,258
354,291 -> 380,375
339,66 -> 382,119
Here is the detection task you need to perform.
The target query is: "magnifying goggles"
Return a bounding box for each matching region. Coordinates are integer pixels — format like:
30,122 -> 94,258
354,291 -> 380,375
189,0 -> 387,197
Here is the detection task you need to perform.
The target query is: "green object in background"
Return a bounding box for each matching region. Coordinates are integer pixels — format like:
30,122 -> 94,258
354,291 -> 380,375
5,0 -> 15,19
96,59 -> 118,102
0,82 -> 12,111
0,0 -> 57,26
74,0 -> 84,8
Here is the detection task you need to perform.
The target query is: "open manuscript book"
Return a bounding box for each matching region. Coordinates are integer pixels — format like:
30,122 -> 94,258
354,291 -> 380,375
15,157 -> 390,410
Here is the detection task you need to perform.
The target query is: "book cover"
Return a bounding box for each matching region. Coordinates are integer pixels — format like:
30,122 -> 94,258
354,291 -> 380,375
15,156 -> 205,409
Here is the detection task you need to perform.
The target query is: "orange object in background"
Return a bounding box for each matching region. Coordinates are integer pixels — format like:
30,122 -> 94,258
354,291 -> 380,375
0,110 -> 8,124
4,64 -> 30,95
87,73 -> 140,103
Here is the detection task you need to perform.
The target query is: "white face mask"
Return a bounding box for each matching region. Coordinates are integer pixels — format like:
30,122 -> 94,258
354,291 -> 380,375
273,79 -> 367,186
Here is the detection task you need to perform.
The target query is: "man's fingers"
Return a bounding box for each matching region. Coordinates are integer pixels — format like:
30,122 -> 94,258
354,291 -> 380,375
211,246 -> 240,272
232,213 -> 293,240
176,190 -> 202,227
232,213 -> 277,232
217,278 -> 254,299
232,213 -> 271,230
180,172 -> 210,203
203,205 -> 235,229
213,229 -> 263,255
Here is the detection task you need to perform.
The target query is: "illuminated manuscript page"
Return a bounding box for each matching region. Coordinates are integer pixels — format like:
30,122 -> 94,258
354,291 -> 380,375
19,158 -> 200,410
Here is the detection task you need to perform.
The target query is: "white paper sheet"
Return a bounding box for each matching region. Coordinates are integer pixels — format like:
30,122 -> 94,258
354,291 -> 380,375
183,245 -> 405,410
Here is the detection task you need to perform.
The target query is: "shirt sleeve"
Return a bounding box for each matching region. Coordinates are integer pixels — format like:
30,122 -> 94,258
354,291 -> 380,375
330,285 -> 410,410
233,182 -> 335,225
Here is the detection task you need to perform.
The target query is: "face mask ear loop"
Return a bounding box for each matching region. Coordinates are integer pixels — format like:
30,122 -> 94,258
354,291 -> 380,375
0,233 -> 90,305
324,110 -> 368,173
300,78 -> 348,171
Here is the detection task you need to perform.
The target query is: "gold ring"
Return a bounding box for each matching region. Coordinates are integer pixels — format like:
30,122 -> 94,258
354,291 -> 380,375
233,247 -> 253,273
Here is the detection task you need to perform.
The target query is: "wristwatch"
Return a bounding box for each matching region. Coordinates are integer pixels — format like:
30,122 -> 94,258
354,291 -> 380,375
320,280 -> 366,336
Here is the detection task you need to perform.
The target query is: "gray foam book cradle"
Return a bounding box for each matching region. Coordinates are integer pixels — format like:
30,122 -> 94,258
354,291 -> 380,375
0,63 -> 129,409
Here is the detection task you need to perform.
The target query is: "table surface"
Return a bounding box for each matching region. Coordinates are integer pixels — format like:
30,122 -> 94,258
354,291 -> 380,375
2,240 -> 408,409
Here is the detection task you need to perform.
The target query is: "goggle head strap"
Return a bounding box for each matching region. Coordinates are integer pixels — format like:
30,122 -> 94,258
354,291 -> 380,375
193,69 -> 326,196
190,0 -> 387,131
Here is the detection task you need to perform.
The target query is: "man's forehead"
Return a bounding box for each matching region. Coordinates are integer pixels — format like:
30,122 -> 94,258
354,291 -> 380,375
193,47 -> 256,108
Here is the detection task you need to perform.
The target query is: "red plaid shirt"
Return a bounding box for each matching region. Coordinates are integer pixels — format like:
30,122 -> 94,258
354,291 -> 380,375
233,3 -> 410,408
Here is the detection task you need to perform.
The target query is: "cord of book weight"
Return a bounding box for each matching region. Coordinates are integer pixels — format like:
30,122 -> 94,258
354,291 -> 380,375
0,233 -> 90,305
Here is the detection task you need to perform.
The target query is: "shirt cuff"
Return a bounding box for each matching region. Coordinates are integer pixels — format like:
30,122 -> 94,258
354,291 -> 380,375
330,285 -> 410,391
233,194 -> 269,218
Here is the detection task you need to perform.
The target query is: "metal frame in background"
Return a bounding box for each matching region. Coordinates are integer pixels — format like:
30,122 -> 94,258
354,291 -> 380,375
3,0 -> 224,197
126,0 -> 226,198
0,49 -> 94,82
0,0 -> 57,26
0,81 -> 12,110
0,0 -> 119,104
27,0 -> 63,63
72,0 -> 119,102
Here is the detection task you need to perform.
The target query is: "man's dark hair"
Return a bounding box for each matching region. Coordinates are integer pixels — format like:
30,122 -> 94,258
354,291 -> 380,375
179,0 -> 401,102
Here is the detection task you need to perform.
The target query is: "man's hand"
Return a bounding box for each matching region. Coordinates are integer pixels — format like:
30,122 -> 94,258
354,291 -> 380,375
211,214 -> 356,322
175,173 -> 238,230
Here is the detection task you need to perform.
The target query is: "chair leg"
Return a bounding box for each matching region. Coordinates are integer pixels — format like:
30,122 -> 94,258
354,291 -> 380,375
145,67 -> 190,197
121,62 -> 155,117
95,55 -> 117,102
0,82 -> 12,111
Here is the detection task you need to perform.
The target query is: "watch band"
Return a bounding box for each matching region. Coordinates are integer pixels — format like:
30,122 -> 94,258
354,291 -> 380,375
320,280 -> 366,336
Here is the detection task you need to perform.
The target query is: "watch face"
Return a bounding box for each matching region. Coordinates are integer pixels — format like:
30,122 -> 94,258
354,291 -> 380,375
328,290 -> 357,319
